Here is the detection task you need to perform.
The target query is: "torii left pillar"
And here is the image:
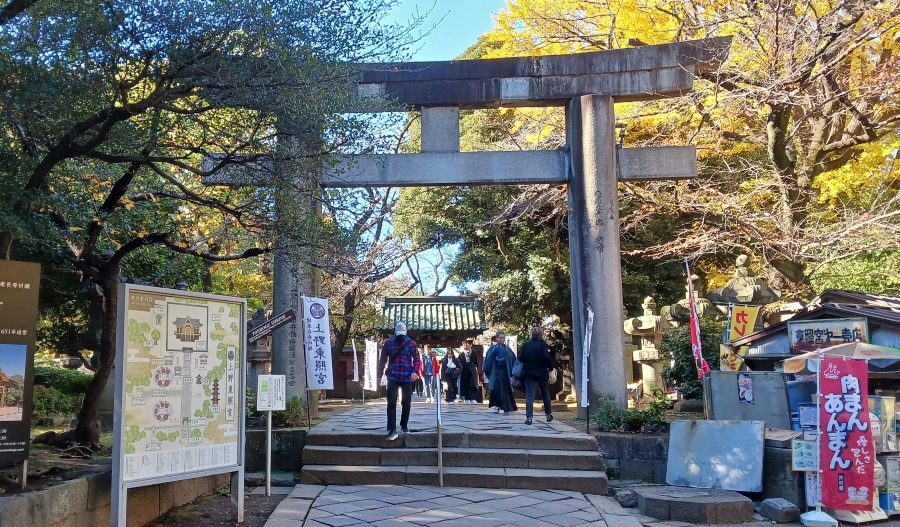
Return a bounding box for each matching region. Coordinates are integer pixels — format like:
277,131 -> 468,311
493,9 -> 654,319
568,95 -> 627,412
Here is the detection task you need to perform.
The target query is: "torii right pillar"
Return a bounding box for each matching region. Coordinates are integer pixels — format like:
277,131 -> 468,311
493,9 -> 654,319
568,94 -> 627,413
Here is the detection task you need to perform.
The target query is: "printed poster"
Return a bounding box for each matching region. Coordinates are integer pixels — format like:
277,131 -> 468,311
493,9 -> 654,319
737,373 -> 754,404
302,296 -> 334,390
819,358 -> 873,511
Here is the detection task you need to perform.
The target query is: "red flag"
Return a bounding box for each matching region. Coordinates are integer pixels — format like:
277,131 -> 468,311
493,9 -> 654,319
685,261 -> 710,379
819,358 -> 873,511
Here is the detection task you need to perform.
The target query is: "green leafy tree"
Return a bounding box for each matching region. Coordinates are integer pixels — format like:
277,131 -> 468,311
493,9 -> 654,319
0,0 -> 421,444
659,318 -> 725,400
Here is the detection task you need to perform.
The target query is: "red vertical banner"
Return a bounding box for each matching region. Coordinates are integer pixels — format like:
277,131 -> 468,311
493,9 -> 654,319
684,261 -> 710,379
819,358 -> 873,511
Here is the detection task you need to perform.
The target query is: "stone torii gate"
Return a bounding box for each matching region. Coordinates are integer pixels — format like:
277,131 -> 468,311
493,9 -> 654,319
209,37 -> 730,410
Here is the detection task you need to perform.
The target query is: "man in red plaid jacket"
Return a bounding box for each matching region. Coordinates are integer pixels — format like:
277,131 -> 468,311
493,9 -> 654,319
378,321 -> 421,440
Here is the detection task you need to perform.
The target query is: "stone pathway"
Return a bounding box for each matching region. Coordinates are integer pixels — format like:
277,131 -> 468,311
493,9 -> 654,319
262,484 -> 790,527
315,398 -> 578,435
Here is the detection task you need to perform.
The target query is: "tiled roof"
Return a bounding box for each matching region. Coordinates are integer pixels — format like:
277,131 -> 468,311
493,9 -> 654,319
377,296 -> 486,334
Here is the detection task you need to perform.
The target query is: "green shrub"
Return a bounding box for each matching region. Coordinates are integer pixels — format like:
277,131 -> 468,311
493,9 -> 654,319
592,395 -> 624,431
659,318 -> 725,400
33,366 -> 92,395
32,385 -> 83,419
273,396 -> 306,428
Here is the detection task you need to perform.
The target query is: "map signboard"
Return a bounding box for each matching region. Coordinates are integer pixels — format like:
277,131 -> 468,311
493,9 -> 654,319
112,284 -> 245,526
0,260 -> 40,464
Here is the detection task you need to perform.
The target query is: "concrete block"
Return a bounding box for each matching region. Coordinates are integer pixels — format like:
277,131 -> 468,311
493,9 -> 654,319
757,446 -> 804,506
715,497 -> 754,524
405,465 -> 440,486
299,465 -> 406,486
381,448 -> 437,466
445,448 -> 526,468
0,495 -> 29,527
302,445 -> 380,466
653,460 -> 668,484
85,471 -> 111,511
76,504 -> 108,527
126,483 -> 161,527
468,430 -> 597,451
615,489 -> 638,508
158,482 -> 175,516
669,498 -> 716,524
619,459 -> 655,482
636,490 -> 670,520
421,107 -> 460,153
27,477 -> 89,527
445,467 -> 506,489
505,468 -> 608,494
528,449 -> 603,471
404,431 -> 465,448
271,451 -> 304,471
272,429 -> 307,452
760,498 -> 800,524
596,433 -> 633,460
632,436 -> 661,460
245,429 -> 267,452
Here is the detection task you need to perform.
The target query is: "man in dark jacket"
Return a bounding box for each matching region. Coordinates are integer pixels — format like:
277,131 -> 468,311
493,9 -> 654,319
378,321 -> 421,440
518,326 -> 553,425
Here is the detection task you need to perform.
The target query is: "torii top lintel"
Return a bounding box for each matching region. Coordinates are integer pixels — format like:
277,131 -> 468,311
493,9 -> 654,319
356,37 -> 731,110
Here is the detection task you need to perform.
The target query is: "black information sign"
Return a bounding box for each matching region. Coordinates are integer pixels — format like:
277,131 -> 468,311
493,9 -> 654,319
0,260 -> 40,464
248,309 -> 296,343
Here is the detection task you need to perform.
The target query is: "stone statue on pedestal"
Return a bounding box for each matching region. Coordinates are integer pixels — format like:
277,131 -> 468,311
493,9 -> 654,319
625,297 -> 673,394
707,254 -> 781,306
661,274 -> 714,327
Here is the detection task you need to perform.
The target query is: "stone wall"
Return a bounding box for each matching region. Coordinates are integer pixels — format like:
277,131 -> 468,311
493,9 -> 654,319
595,432 -> 668,484
245,428 -> 307,472
0,470 -> 230,527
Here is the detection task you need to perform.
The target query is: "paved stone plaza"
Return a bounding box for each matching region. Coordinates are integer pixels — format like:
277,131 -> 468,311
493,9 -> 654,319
259,484 -> 787,527
315,398 -> 577,435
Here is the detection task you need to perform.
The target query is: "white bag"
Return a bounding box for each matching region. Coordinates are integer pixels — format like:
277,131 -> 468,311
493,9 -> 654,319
548,368 -> 558,384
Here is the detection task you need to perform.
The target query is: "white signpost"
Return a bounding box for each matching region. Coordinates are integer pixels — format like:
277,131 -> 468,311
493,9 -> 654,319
257,374 -> 286,496
112,285 -> 247,526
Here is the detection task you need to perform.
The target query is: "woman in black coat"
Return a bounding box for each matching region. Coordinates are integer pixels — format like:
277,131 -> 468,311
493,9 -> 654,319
441,350 -> 462,404
517,326 -> 553,425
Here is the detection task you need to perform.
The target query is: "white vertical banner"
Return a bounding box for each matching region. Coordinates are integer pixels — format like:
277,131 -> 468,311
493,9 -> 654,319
302,296 -> 334,390
351,339 -> 360,382
363,339 -> 378,391
581,306 -> 594,407
506,335 -> 518,355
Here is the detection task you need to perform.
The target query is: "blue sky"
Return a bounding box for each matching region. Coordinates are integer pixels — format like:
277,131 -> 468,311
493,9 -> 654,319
0,344 -> 27,377
387,0 -> 508,61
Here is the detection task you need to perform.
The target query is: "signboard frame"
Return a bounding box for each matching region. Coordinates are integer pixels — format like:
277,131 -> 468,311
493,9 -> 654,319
787,317 -> 869,353
0,260 -> 41,469
111,284 -> 246,526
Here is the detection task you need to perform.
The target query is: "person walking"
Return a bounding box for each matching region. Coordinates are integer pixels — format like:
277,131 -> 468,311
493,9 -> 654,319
423,346 -> 439,402
518,326 -> 553,425
377,321 -> 421,440
483,330 -> 517,415
414,348 -> 425,397
441,349 -> 461,404
458,339 -> 479,404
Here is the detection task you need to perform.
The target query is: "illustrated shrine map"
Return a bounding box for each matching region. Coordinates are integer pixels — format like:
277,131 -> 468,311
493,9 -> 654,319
121,290 -> 244,482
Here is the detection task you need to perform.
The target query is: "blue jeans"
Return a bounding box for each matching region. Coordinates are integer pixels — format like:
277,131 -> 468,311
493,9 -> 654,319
424,375 -> 436,399
525,377 -> 552,420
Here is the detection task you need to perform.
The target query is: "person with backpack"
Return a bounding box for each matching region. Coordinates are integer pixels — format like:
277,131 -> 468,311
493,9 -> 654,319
377,321 -> 421,440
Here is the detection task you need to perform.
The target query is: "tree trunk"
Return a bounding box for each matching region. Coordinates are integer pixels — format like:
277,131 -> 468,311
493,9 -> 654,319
0,230 -> 11,260
72,266 -> 119,445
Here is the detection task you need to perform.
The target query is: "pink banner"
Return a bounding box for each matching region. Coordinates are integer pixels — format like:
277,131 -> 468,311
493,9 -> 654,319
685,261 -> 709,379
819,358 -> 873,511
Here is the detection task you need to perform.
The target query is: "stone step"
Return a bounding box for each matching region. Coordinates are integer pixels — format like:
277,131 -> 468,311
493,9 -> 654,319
299,464 -> 609,494
302,445 -> 604,471
305,429 -> 599,451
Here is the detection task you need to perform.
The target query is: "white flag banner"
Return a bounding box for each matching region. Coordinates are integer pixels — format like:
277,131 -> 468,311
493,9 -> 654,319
363,339 -> 379,391
302,296 -> 334,390
351,339 -> 360,382
506,335 -> 518,356
581,306 -> 594,407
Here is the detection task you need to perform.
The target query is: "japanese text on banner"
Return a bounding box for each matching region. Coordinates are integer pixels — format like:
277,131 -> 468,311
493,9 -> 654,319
819,358 -> 873,511
363,339 -> 378,391
302,296 -> 334,390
